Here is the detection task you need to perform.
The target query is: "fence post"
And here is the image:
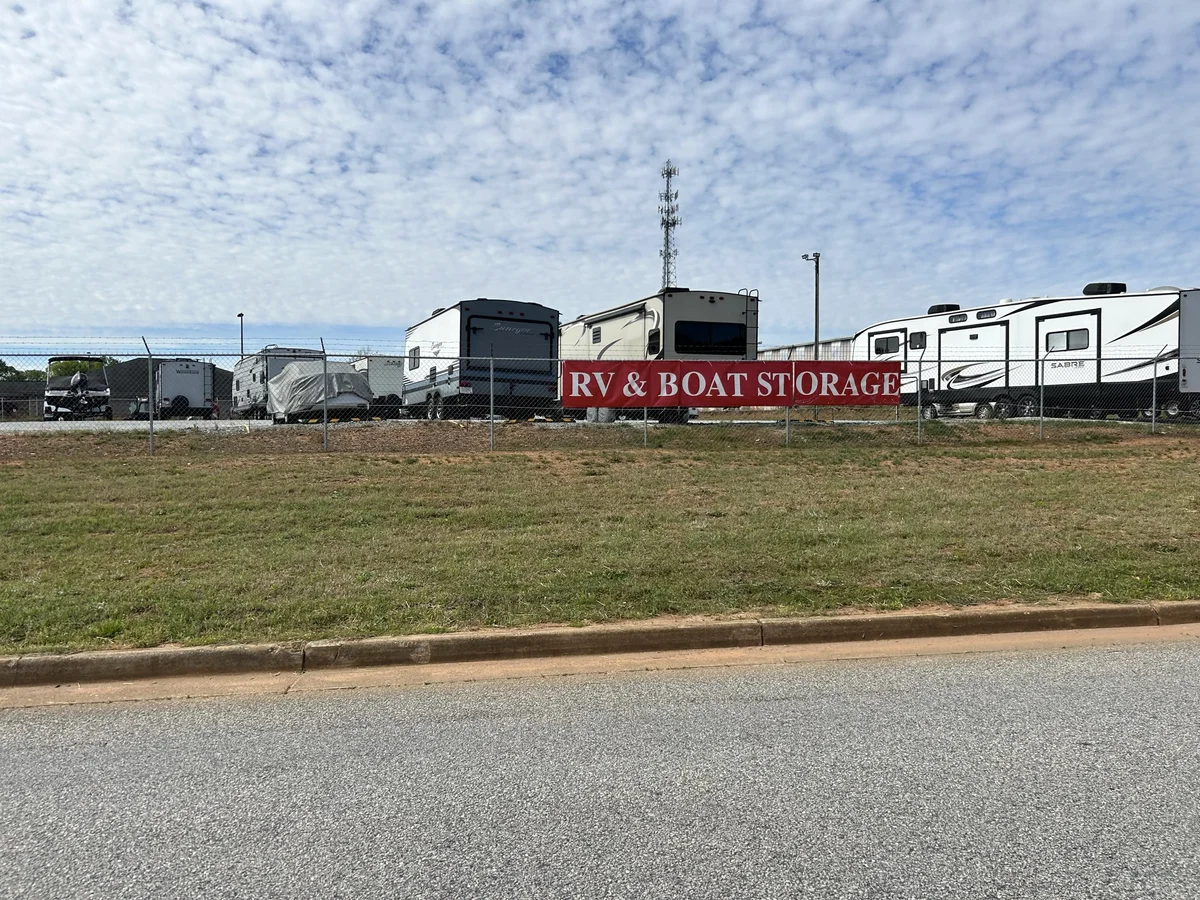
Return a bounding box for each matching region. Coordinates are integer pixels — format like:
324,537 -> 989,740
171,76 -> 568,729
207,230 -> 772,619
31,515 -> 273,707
643,405 -> 648,446
916,367 -> 922,445
1151,350 -> 1160,434
785,360 -> 793,446
489,356 -> 495,452
1039,357 -> 1045,439
320,338 -> 329,450
141,337 -> 155,455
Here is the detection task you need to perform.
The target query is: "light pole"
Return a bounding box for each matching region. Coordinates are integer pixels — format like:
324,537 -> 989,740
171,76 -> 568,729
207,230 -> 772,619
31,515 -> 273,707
801,253 -> 820,361
237,313 -> 244,358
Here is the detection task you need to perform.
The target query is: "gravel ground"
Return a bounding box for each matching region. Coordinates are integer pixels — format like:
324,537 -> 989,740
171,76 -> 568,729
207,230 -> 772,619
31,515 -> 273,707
2,641 -> 1198,899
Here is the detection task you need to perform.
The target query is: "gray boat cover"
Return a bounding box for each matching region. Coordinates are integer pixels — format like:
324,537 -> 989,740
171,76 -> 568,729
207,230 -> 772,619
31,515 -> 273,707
266,360 -> 372,416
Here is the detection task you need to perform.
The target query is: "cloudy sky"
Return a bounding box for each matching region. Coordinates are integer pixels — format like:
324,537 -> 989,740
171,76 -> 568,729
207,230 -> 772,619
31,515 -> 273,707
2,0 -> 1199,353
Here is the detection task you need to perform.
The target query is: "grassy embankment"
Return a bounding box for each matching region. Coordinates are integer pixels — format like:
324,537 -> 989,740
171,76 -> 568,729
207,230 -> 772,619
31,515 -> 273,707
1,423 -> 1199,654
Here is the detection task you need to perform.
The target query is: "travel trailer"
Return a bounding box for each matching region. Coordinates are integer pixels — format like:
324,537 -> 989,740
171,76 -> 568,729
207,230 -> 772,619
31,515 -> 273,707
351,355 -> 406,418
852,283 -> 1197,419
559,287 -> 761,422
402,299 -> 560,419
231,346 -> 324,419
152,359 -> 216,418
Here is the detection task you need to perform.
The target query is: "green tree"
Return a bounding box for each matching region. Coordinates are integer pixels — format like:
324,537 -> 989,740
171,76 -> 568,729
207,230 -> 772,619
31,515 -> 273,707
0,360 -> 44,381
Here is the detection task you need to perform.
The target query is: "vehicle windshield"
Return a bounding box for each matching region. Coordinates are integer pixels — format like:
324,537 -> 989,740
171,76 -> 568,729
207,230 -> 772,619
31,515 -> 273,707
45,359 -> 110,391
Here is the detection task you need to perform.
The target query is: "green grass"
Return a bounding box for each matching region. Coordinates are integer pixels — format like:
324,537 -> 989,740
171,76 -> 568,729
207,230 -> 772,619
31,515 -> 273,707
2,431 -> 1199,654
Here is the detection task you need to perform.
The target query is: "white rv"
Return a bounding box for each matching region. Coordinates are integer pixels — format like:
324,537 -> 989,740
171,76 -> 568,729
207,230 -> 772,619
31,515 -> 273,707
351,355 -> 406,417
853,283 -> 1197,419
154,359 -> 216,419
402,299 -> 560,419
43,356 -> 112,421
560,287 -> 761,422
232,346 -> 324,419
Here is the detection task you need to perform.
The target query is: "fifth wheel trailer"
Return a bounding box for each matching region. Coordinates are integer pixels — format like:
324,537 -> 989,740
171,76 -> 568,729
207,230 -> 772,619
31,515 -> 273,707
402,299 -> 560,419
559,287 -> 761,422
853,283 -> 1197,419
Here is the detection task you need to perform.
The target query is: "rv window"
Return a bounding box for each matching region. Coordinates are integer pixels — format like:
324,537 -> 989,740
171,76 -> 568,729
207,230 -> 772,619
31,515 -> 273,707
647,329 -> 661,356
873,336 -> 900,355
1046,328 -> 1090,352
408,348 -> 420,370
976,309 -> 996,320
908,332 -> 926,350
234,379 -> 240,391
949,314 -> 967,323
592,327 -> 601,344
674,321 -> 747,355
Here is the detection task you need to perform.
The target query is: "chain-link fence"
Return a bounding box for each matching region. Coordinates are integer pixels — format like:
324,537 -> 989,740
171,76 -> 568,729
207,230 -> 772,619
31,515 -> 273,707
1,348 -> 1197,454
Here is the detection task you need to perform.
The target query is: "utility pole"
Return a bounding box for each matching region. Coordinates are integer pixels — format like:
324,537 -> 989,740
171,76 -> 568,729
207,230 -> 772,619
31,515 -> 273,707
659,161 -> 680,290
801,253 -> 820,361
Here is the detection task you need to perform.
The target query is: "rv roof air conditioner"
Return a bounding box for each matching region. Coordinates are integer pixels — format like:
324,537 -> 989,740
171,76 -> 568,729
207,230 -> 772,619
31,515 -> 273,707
927,303 -> 960,314
1082,282 -> 1126,296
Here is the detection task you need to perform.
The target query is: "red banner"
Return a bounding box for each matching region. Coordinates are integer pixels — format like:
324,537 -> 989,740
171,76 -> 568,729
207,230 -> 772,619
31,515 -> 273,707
561,360 -> 901,408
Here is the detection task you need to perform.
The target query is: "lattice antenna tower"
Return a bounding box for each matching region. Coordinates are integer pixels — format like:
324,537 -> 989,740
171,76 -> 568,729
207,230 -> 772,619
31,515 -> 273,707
659,160 -> 681,290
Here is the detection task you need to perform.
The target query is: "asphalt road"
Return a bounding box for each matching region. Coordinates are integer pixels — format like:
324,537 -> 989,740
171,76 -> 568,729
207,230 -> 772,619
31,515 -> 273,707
3,642 -> 1198,899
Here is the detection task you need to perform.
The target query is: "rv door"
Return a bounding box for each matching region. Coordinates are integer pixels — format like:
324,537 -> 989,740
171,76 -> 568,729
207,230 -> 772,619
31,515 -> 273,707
1037,312 -> 1099,388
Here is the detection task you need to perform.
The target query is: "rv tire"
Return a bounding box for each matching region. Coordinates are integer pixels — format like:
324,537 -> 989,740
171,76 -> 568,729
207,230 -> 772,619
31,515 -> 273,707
993,397 -> 1015,419
973,402 -> 995,420
920,404 -> 938,420
426,394 -> 445,420
1015,395 -> 1037,418
1163,400 -> 1183,419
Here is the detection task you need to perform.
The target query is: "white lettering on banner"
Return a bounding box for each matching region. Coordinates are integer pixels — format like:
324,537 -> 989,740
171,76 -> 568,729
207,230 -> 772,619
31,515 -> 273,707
682,371 -> 705,395
659,372 -> 679,397
820,371 -> 839,396
623,373 -> 648,397
883,373 -> 900,395
728,372 -> 748,395
861,372 -> 879,394
706,374 -> 729,397
796,371 -> 819,395
593,373 -> 614,394
570,371 -> 593,397
757,372 -> 774,396
843,374 -> 860,396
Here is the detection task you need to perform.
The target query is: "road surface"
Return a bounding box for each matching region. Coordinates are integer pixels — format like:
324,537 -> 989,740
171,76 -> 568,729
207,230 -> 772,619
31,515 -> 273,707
3,640 -> 1198,898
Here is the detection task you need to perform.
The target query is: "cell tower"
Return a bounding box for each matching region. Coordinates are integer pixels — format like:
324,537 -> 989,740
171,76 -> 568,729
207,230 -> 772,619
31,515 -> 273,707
659,160 -> 681,290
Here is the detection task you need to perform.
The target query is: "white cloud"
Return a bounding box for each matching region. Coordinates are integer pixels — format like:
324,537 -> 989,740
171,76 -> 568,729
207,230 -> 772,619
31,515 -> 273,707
1,0 -> 1199,350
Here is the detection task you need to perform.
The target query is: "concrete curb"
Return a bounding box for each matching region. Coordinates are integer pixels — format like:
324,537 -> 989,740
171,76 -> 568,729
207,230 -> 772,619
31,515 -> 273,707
0,643 -> 304,688
3,601 -> 1199,688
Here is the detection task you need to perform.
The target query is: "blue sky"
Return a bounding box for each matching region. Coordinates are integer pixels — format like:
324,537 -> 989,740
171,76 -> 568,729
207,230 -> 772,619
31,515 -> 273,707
2,0 -> 1199,355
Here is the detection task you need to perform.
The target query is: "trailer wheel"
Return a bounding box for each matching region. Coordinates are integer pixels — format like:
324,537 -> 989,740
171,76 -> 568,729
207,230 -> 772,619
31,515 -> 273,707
1015,395 -> 1037,418
973,402 -> 995,420
920,404 -> 938,420
992,397 -> 1014,419
1088,407 -> 1106,420
103,407 -> 113,421
426,394 -> 444,420
1163,400 -> 1183,419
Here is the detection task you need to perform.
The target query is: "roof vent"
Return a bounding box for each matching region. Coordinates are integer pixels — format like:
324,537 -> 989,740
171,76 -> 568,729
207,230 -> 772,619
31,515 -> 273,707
1082,282 -> 1126,296
431,307 -> 445,315
927,303 -> 960,315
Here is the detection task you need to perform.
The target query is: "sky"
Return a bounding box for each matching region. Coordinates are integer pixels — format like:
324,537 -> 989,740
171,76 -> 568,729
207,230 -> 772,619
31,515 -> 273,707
2,0 -> 1199,356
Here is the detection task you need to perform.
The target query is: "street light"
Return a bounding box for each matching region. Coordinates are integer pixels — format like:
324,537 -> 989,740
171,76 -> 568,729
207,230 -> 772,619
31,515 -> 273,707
237,312 -> 244,358
801,253 -> 820,362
